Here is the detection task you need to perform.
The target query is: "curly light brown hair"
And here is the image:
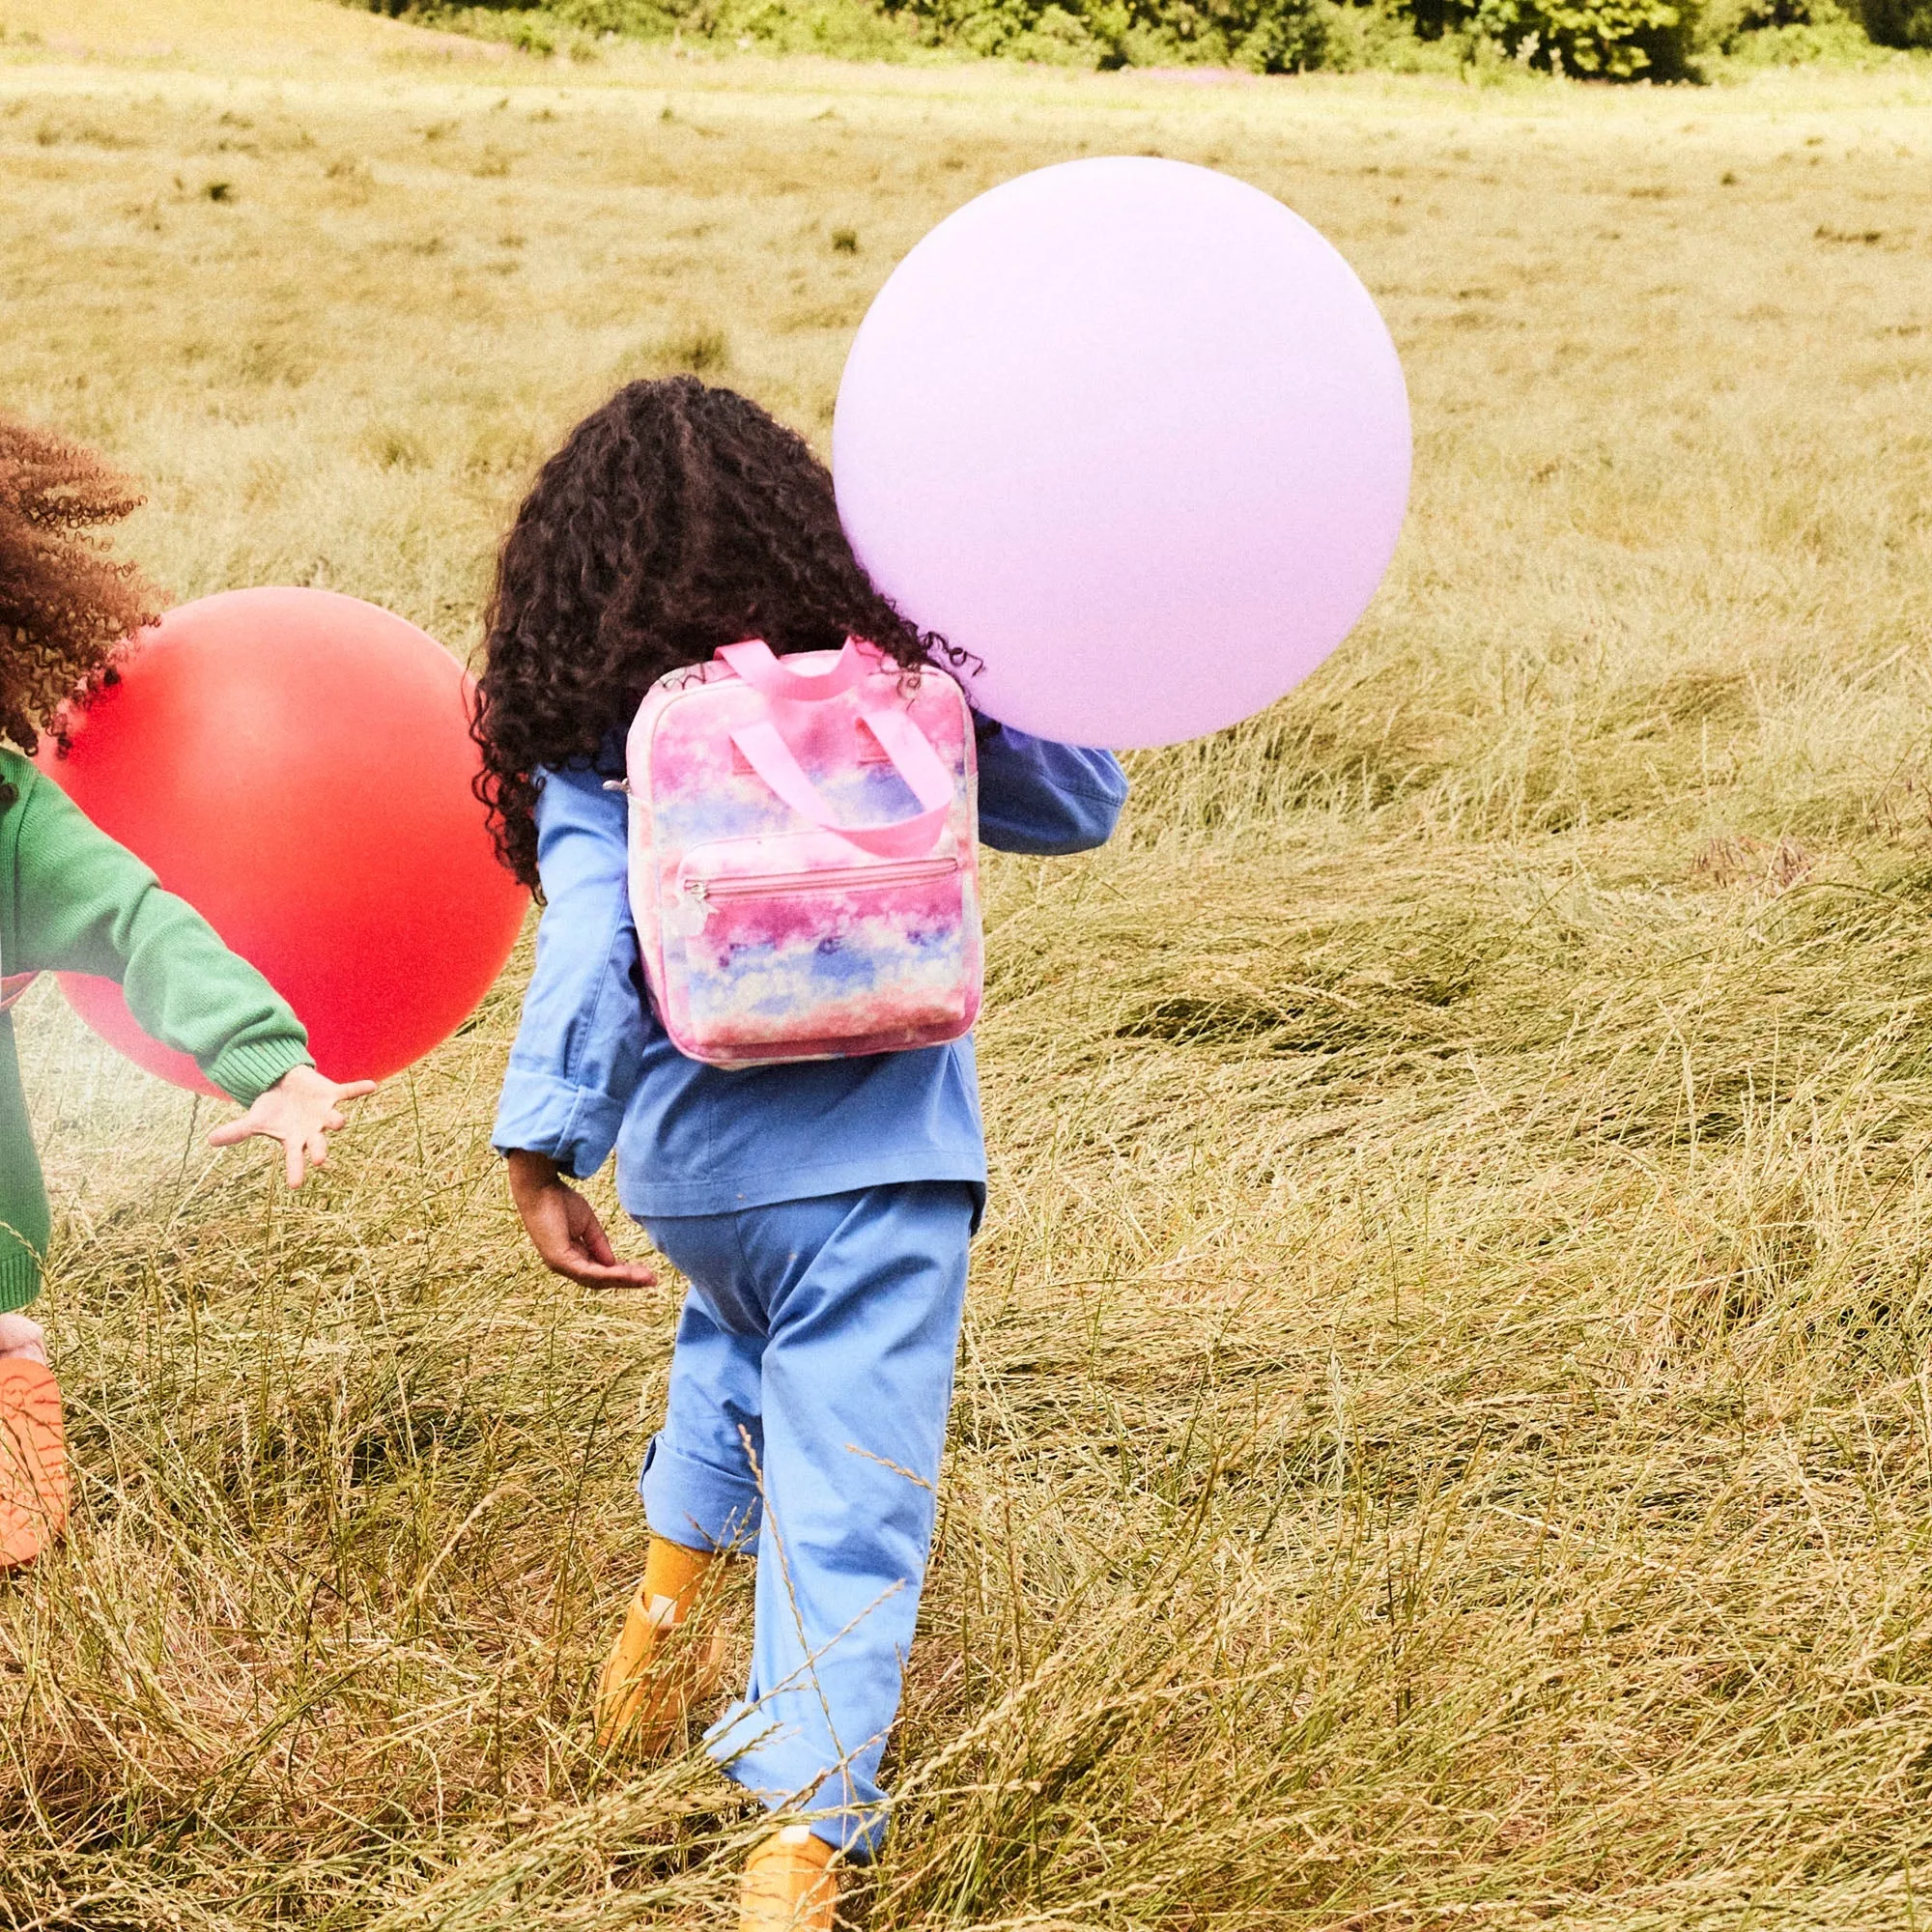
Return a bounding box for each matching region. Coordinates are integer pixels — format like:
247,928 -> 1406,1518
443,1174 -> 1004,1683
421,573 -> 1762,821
0,414 -> 158,760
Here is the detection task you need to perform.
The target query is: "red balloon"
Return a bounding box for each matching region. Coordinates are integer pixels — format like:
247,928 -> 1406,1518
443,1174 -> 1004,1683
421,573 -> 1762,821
37,587 -> 527,1093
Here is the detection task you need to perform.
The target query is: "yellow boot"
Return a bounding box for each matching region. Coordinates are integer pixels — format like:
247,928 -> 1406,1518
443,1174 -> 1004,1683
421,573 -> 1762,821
739,1825 -> 838,1932
595,1535 -> 726,1751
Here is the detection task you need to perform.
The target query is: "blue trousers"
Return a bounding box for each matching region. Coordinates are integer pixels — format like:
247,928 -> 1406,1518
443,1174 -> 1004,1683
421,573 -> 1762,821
639,1181 -> 976,1859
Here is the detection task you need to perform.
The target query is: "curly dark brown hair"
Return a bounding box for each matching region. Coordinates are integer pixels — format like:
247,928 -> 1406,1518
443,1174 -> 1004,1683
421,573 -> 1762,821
0,415 -> 156,763
472,377 -> 947,890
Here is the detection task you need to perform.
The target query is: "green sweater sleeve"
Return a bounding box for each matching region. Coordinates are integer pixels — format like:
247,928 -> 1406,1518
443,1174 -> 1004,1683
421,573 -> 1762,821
4,759 -> 312,1105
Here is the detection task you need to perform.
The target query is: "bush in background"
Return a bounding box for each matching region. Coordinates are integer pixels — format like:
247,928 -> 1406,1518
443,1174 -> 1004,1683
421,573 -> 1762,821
1399,0 -> 1699,78
389,0 -> 922,56
1859,0 -> 1932,43
883,0 -> 1339,71
351,0 -> 1922,71
1464,0 -> 1698,72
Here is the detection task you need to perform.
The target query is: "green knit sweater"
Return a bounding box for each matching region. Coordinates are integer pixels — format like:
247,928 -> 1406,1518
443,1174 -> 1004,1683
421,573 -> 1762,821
0,748 -> 312,1312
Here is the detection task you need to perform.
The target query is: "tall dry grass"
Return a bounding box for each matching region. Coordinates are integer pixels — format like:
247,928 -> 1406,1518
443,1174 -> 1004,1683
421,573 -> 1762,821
4,6 -> 1932,1925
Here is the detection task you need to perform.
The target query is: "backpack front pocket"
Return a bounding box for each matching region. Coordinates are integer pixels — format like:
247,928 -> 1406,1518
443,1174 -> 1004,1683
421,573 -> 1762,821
658,831 -> 980,1064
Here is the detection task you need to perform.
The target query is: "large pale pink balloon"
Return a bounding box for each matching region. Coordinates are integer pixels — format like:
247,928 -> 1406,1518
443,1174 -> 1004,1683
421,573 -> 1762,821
833,157 -> 1410,750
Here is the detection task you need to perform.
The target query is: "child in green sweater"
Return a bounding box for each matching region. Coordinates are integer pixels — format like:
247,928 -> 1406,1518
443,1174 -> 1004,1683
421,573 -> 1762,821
0,415 -> 372,1570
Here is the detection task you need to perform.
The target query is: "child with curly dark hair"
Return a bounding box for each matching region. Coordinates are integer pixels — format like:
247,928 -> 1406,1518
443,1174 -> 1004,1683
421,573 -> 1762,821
0,415 -> 373,1571
477,376 -> 1126,1928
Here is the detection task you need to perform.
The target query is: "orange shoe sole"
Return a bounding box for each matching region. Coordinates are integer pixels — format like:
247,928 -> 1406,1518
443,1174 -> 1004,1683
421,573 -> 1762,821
0,1359 -> 69,1571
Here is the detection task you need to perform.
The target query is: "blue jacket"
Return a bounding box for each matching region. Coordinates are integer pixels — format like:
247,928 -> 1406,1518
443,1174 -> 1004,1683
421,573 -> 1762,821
492,723 -> 1127,1225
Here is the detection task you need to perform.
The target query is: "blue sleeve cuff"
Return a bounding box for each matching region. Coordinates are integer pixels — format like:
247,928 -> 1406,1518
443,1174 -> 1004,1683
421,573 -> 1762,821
975,726 -> 1128,855
493,1069 -> 627,1180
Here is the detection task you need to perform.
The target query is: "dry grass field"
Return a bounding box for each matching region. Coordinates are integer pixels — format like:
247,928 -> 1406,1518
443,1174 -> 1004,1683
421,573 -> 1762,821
5,4 -> 1932,1925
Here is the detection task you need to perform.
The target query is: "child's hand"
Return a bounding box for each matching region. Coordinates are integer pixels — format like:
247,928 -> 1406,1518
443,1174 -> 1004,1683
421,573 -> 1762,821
0,1314 -> 47,1366
505,1150 -> 657,1290
207,1065 -> 377,1187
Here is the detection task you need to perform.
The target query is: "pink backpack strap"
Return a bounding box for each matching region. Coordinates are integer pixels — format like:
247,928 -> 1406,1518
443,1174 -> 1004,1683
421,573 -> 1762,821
717,638 -> 874,703
730,705 -> 952,860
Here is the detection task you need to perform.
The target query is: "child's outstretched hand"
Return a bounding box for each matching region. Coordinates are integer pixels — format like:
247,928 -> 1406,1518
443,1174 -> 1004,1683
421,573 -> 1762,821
207,1065 -> 377,1187
505,1150 -> 657,1290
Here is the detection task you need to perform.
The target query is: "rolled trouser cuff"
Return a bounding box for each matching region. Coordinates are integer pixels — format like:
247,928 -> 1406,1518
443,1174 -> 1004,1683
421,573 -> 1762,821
639,1433 -> 762,1553
706,1704 -> 892,1860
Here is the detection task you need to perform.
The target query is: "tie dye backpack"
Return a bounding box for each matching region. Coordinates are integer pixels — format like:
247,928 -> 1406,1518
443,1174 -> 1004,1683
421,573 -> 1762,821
622,638 -> 982,1068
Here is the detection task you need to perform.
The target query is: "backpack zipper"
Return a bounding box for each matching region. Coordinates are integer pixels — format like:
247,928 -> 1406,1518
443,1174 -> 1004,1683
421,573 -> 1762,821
687,854 -> 961,905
